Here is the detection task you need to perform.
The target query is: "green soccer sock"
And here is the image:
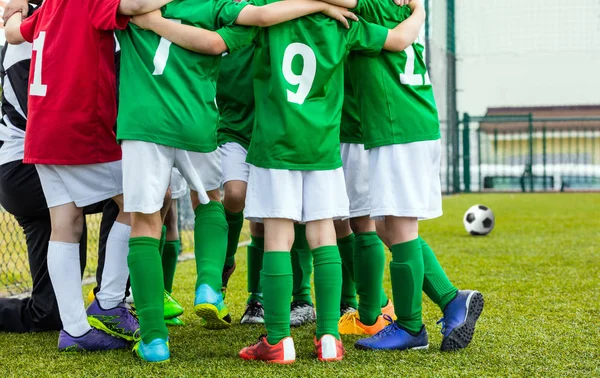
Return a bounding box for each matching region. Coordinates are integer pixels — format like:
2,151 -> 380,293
194,201 -> 228,292
158,225 -> 167,256
390,238 -> 424,334
337,234 -> 358,309
127,237 -> 168,344
354,232 -> 386,325
162,240 -> 180,294
291,224 -> 313,305
261,251 -> 293,345
313,246 -> 342,340
247,235 -> 264,304
224,209 -> 244,267
420,237 -> 458,311
381,288 -> 390,308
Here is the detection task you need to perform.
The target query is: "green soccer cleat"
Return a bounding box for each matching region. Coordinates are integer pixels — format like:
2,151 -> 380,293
133,338 -> 170,363
194,284 -> 231,330
164,291 -> 184,320
165,317 -> 185,327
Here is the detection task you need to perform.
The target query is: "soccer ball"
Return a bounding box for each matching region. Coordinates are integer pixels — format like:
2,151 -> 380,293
463,205 -> 495,236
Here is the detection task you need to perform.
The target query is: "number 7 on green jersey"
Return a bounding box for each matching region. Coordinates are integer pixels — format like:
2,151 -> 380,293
152,20 -> 181,76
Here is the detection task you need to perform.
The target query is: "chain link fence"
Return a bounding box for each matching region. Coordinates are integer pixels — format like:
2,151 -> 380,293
0,193 -> 253,298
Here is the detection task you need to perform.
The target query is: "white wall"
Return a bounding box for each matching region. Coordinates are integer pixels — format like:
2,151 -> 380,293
454,0 -> 600,116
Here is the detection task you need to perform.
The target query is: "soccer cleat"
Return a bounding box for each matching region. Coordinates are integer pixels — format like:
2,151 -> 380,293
58,328 -> 128,352
194,284 -> 232,329
164,291 -> 184,319
221,262 -> 236,299
290,301 -> 316,327
315,334 -> 345,362
340,302 -> 357,317
381,299 -> 396,320
240,300 -> 265,325
438,290 -> 484,352
133,338 -> 170,363
355,315 -> 429,351
239,335 -> 296,364
165,317 -> 185,327
87,299 -> 139,341
338,312 -> 391,335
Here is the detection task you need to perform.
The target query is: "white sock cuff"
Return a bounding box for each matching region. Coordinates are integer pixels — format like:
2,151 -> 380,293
108,222 -> 132,242
48,241 -> 80,260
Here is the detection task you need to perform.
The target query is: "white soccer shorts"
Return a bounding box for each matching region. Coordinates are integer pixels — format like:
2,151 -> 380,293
220,142 -> 250,184
121,141 -> 221,214
170,168 -> 188,200
36,161 -> 123,208
340,142 -> 371,219
245,165 -> 350,223
369,140 -> 443,220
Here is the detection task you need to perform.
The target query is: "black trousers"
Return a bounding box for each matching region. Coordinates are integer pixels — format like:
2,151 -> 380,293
0,160 -> 118,333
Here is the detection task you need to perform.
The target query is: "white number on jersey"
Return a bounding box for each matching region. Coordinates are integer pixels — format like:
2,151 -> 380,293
399,44 -> 431,86
152,20 -> 182,76
282,43 -> 316,105
30,32 -> 48,97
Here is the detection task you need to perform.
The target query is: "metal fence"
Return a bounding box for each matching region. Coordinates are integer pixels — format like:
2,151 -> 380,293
0,195 -> 199,298
458,114 -> 600,192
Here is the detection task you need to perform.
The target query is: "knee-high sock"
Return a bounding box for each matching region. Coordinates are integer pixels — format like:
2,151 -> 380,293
354,232 -> 386,325
47,241 -> 90,337
291,224 -> 313,305
247,235 -> 264,303
224,210 -> 244,267
128,237 -> 167,344
313,246 -> 342,340
262,251 -> 293,345
194,201 -> 228,292
337,234 -> 358,308
421,237 -> 458,311
390,239 -> 424,334
162,240 -> 180,293
96,222 -> 131,309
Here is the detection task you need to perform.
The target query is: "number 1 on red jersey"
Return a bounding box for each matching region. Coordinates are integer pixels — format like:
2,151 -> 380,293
31,32 -> 48,97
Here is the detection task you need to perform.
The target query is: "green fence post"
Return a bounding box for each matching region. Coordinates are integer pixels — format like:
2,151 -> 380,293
477,124 -> 482,192
462,113 -> 471,193
528,113 -> 534,192
542,126 -> 547,191
494,129 -> 498,166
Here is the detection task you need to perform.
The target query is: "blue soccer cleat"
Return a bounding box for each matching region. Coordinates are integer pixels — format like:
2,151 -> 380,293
194,284 -> 232,329
354,315 -> 429,351
438,290 -> 484,352
133,338 -> 170,363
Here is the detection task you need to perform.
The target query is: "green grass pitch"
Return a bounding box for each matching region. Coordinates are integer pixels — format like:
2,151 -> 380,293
1,193 -> 598,377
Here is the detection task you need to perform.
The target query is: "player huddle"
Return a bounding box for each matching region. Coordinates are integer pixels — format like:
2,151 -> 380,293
2,0 -> 484,364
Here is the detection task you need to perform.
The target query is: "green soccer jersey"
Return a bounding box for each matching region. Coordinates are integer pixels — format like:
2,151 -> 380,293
116,0 -> 255,152
340,63 -> 362,144
217,44 -> 255,150
247,8 -> 388,170
349,1 -> 441,150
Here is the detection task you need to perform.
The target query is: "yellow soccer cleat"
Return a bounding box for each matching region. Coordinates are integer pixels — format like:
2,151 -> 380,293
338,311 -> 392,335
87,289 -> 95,304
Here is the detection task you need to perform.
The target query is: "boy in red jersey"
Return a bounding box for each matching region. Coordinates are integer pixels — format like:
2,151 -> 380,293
4,0 -> 173,352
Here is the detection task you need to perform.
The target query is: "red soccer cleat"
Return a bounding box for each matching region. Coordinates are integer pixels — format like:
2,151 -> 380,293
314,334 -> 345,362
239,335 -> 296,364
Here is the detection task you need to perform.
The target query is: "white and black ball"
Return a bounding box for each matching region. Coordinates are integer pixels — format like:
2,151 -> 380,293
463,205 -> 495,236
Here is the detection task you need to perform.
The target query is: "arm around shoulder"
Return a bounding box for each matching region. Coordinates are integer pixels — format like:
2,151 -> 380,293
118,0 -> 173,16
5,12 -> 26,44
383,0 -> 425,52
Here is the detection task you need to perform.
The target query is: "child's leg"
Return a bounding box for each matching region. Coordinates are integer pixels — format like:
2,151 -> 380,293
262,218 -> 295,344
47,202 -> 89,337
350,216 -> 388,325
247,221 -> 264,303
334,219 -> 358,310
291,223 -> 313,305
223,180 -> 246,270
381,216 -> 424,334
306,218 -> 342,341
162,202 -> 180,294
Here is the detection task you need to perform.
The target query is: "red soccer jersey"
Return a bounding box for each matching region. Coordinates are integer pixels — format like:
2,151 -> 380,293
20,0 -> 129,165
